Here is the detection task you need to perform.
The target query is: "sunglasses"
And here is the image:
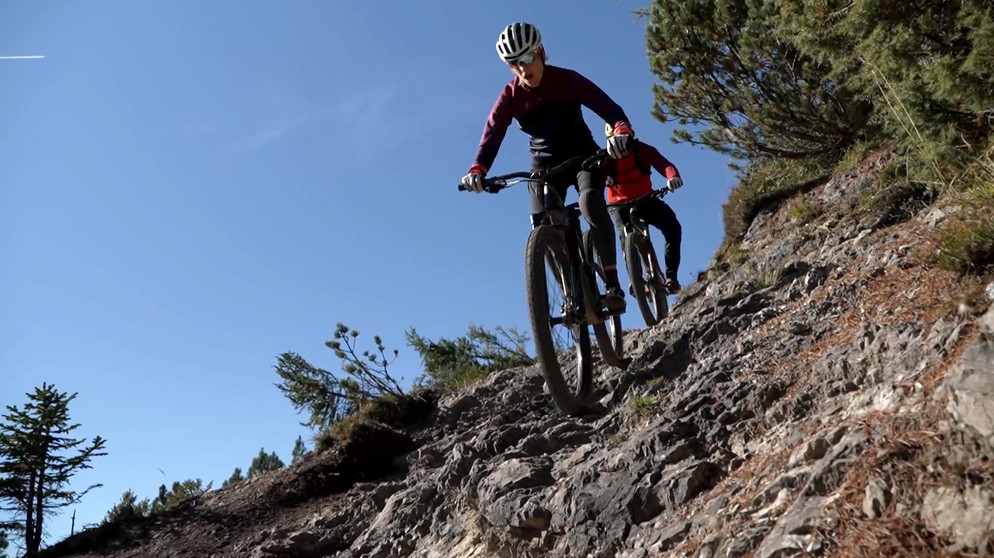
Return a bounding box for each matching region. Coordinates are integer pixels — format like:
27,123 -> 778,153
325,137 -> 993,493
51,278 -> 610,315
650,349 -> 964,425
509,50 -> 538,67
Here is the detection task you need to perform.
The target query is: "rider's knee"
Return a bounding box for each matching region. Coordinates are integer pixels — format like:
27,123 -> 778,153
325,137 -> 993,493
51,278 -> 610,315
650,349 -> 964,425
578,191 -> 610,227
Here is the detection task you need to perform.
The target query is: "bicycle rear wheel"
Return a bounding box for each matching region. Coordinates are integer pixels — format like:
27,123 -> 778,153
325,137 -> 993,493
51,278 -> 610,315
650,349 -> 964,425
624,232 -> 669,327
581,230 -> 625,366
525,225 -> 593,416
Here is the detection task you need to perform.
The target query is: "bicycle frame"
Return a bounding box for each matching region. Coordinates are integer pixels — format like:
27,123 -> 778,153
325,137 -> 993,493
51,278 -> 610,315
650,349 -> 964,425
546,191 -> 604,328
609,189 -> 670,284
458,150 -> 611,328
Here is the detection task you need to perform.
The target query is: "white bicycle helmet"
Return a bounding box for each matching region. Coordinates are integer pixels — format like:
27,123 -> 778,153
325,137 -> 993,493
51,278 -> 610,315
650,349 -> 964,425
495,22 -> 542,63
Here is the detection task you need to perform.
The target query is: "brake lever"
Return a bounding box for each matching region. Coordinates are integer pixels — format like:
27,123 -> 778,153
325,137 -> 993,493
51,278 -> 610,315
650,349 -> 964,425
484,179 -> 507,194
581,151 -> 608,171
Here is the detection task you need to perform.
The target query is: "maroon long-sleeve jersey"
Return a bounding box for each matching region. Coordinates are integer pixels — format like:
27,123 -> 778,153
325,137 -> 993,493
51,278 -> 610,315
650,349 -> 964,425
471,65 -> 631,173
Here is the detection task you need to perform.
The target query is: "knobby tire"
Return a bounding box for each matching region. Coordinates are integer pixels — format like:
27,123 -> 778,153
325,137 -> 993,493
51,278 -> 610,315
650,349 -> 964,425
624,232 -> 669,327
525,225 -> 593,416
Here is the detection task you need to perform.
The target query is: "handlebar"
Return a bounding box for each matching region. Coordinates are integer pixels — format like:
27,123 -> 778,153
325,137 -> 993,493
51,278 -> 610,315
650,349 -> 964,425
606,187 -> 671,209
457,149 -> 609,193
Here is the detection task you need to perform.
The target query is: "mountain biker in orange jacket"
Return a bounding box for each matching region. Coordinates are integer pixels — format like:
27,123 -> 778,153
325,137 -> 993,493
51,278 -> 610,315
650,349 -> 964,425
460,22 -> 637,315
602,123 -> 684,294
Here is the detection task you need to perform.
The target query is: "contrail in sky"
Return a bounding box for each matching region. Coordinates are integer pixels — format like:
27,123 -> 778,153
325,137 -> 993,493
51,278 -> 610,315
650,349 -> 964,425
0,55 -> 45,60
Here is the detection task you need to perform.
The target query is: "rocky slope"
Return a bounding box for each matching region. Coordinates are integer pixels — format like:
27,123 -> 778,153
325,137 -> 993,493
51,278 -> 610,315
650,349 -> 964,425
41,151 -> 994,557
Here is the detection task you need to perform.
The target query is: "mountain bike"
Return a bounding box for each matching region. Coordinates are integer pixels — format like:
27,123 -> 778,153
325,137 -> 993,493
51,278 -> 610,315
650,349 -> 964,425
608,188 -> 671,327
458,150 -> 628,416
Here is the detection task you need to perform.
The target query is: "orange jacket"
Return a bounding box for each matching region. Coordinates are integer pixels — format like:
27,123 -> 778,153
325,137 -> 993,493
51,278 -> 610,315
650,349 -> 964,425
605,140 -> 680,203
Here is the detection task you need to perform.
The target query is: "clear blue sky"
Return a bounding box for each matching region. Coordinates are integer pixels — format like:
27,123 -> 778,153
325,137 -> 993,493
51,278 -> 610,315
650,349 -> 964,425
1,0 -> 736,547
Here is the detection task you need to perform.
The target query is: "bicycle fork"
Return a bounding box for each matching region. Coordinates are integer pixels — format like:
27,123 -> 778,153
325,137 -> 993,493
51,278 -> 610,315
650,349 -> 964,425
626,221 -> 664,288
636,222 -> 666,283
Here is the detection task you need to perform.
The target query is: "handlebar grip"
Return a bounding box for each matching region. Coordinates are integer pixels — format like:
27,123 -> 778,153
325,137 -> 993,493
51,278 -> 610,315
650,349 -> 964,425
458,182 -> 503,193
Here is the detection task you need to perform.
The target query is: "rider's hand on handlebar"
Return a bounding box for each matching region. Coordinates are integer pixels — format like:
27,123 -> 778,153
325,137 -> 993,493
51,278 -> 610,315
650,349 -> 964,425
461,170 -> 485,193
667,177 -> 683,192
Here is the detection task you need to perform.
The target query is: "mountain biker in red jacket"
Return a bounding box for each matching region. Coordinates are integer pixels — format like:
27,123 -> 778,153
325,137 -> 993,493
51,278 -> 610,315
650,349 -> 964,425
602,123 -> 684,294
460,22 -> 637,315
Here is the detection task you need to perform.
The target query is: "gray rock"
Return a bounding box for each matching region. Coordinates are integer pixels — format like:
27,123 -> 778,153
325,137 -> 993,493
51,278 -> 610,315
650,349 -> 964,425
478,457 -> 554,503
515,434 -> 562,456
921,485 -> 994,550
658,520 -> 691,550
943,309 -> 994,449
753,496 -> 834,558
787,437 -> 831,467
480,492 -> 552,536
926,206 -> 948,227
862,477 -> 891,519
656,460 -> 722,509
442,394 -> 482,424
438,442 -> 484,489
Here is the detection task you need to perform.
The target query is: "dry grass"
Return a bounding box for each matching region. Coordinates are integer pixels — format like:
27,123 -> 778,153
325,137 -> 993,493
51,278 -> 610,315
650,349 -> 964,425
826,411 -> 956,557
721,158 -> 829,245
916,141 -> 994,275
833,141 -> 881,176
787,196 -> 819,224
630,395 -> 658,416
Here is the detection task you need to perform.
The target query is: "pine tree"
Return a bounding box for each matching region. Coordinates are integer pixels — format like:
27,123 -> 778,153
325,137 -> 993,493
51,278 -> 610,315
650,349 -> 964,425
274,323 -> 404,430
406,324 -> 534,388
779,0 -> 994,171
0,384 -> 107,557
290,436 -> 308,465
149,479 -> 211,513
0,474 -> 17,541
222,448 -> 286,489
245,449 -> 284,478
103,490 -> 151,523
102,478 -> 211,522
644,0 -> 867,164
221,467 -> 244,488
0,475 -> 19,557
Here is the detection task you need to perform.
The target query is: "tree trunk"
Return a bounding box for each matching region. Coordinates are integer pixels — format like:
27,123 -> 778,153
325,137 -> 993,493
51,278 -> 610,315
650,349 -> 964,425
23,470 -> 37,557
30,472 -> 45,557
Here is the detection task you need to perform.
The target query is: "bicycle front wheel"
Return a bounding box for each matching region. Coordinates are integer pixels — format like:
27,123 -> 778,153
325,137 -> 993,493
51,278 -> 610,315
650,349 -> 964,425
525,225 -> 593,416
625,232 -> 669,327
